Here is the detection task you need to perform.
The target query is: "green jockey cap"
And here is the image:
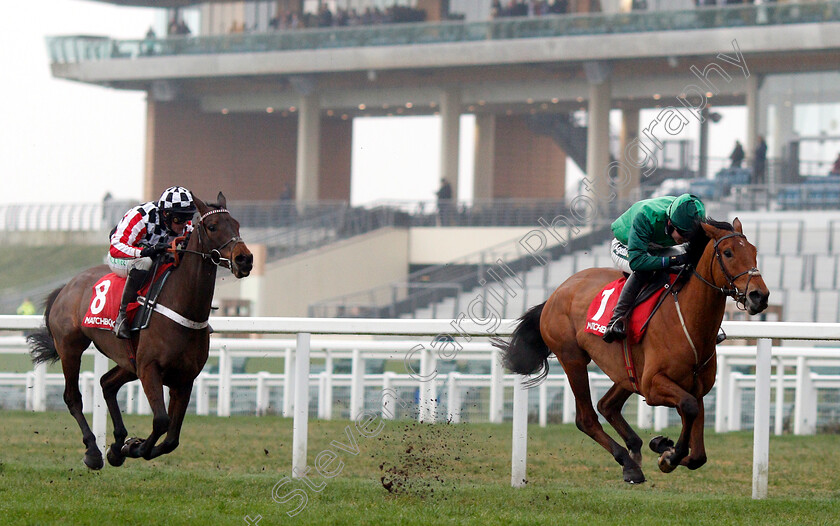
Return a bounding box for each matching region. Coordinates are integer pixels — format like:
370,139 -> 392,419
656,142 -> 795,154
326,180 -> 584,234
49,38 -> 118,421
666,193 -> 706,233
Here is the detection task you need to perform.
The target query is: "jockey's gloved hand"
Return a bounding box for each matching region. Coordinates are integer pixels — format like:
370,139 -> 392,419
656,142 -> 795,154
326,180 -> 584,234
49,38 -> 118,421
668,253 -> 691,267
140,243 -> 170,258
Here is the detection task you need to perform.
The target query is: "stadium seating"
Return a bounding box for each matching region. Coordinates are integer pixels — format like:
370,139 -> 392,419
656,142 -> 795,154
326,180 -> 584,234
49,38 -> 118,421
408,219 -> 840,324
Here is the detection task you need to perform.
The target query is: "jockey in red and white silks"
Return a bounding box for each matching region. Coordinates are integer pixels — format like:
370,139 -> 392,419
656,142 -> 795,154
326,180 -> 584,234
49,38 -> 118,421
108,186 -> 196,339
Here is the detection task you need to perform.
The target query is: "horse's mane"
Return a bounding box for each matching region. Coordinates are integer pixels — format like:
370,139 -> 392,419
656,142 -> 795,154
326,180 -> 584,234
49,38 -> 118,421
677,217 -> 733,284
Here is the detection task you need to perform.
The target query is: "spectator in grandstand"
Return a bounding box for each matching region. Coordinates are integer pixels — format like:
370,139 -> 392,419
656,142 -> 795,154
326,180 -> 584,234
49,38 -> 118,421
141,27 -> 156,56
753,136 -> 767,185
729,140 -> 745,169
108,186 -> 196,339
168,16 -> 191,36
436,179 -> 453,226
602,193 -> 707,343
318,4 -> 333,27
551,0 -> 569,13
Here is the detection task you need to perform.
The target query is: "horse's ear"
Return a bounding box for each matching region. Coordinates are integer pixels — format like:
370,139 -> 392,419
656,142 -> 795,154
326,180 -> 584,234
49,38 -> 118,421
701,222 -> 718,238
217,192 -> 226,208
733,217 -> 743,233
194,196 -> 208,216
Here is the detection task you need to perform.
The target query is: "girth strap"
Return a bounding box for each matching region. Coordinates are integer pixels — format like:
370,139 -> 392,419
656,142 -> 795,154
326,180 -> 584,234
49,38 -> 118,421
137,297 -> 209,330
622,339 -> 640,394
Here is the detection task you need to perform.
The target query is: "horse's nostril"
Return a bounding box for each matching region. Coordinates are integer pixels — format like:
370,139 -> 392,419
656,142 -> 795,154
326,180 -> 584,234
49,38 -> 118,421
748,290 -> 769,309
234,254 -> 254,274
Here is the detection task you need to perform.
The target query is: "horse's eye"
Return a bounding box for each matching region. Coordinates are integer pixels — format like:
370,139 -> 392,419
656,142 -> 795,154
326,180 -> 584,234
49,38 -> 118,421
723,249 -> 733,258
207,224 -> 217,232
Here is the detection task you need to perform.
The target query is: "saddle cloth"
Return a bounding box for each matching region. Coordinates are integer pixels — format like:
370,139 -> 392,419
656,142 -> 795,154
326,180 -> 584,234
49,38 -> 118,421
584,274 -> 678,344
81,264 -> 172,331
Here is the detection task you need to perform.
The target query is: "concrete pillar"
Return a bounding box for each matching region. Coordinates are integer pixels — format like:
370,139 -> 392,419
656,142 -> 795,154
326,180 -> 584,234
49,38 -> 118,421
440,87 -> 461,201
473,113 -> 496,200
745,74 -> 760,155
770,98 -> 794,160
296,93 -> 321,204
618,107 -> 640,200
699,112 -> 711,180
585,76 -> 612,209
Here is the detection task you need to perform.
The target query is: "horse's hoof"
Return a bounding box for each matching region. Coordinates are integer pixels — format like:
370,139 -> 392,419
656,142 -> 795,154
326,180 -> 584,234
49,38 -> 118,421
658,450 -> 678,473
107,447 -> 126,467
121,437 -> 145,457
649,435 -> 674,454
83,452 -> 104,470
623,466 -> 646,484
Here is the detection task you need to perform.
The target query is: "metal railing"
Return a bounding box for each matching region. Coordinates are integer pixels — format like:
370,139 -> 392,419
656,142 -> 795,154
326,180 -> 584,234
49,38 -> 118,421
1,334 -> 839,437
0,200 -> 134,232
0,199 -> 593,231
2,315 -> 840,497
46,3 -> 840,65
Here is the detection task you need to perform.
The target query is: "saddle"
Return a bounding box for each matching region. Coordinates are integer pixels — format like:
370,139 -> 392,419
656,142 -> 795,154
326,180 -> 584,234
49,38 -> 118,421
81,260 -> 174,333
584,271 -> 678,344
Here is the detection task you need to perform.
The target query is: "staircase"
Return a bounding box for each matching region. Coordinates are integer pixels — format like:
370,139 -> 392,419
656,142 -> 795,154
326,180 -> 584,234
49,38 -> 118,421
525,113 -> 694,194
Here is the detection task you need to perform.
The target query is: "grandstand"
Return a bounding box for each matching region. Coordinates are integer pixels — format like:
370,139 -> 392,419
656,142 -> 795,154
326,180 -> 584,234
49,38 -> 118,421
8,1 -> 840,325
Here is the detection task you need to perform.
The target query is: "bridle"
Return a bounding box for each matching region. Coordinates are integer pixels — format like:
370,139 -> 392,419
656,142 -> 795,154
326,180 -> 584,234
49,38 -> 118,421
177,208 -> 243,270
692,232 -> 761,311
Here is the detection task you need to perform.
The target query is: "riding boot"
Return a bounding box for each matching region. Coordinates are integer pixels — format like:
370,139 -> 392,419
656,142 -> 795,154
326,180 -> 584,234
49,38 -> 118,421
603,272 -> 646,343
113,268 -> 149,340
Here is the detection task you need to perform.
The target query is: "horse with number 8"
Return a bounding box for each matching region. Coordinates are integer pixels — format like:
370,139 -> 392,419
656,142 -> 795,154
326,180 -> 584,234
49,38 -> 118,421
28,192 -> 253,470
493,218 -> 769,484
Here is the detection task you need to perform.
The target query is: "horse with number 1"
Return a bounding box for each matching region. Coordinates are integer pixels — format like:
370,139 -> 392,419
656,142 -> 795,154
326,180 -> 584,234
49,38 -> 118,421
28,192 -> 253,470
493,218 -> 769,484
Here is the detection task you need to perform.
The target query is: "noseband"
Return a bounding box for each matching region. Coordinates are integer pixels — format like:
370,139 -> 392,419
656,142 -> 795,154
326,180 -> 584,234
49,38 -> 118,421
179,208 -> 243,270
693,232 -> 760,310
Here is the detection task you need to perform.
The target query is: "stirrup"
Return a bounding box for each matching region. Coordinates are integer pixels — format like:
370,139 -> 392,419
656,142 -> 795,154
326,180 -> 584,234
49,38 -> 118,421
716,328 -> 726,345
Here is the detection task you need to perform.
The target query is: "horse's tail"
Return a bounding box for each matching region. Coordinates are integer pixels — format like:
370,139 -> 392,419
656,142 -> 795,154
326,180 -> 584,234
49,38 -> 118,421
27,286 -> 64,365
491,301 -> 550,388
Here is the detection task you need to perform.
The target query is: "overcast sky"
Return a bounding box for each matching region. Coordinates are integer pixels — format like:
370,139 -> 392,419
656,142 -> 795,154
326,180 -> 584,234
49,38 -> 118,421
1,1 -> 154,205
1,1 -> 746,207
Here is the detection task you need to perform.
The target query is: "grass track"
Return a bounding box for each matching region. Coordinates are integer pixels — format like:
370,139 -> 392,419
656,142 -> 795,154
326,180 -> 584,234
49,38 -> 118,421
0,411 -> 838,525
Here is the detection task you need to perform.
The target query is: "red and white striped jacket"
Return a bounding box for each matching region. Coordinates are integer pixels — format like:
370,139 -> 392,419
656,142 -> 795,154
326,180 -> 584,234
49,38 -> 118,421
109,202 -> 193,259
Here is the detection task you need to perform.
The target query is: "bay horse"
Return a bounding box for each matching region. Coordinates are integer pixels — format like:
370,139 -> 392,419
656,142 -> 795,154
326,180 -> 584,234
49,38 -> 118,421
494,218 -> 769,484
28,192 -> 253,470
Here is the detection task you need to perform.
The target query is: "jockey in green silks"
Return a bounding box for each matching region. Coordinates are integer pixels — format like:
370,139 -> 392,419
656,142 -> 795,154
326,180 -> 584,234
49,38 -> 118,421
602,193 -> 707,344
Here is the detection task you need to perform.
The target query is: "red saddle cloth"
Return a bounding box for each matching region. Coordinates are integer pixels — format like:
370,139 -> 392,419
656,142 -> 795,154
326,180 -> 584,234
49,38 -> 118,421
82,264 -> 172,331
584,274 -> 678,344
